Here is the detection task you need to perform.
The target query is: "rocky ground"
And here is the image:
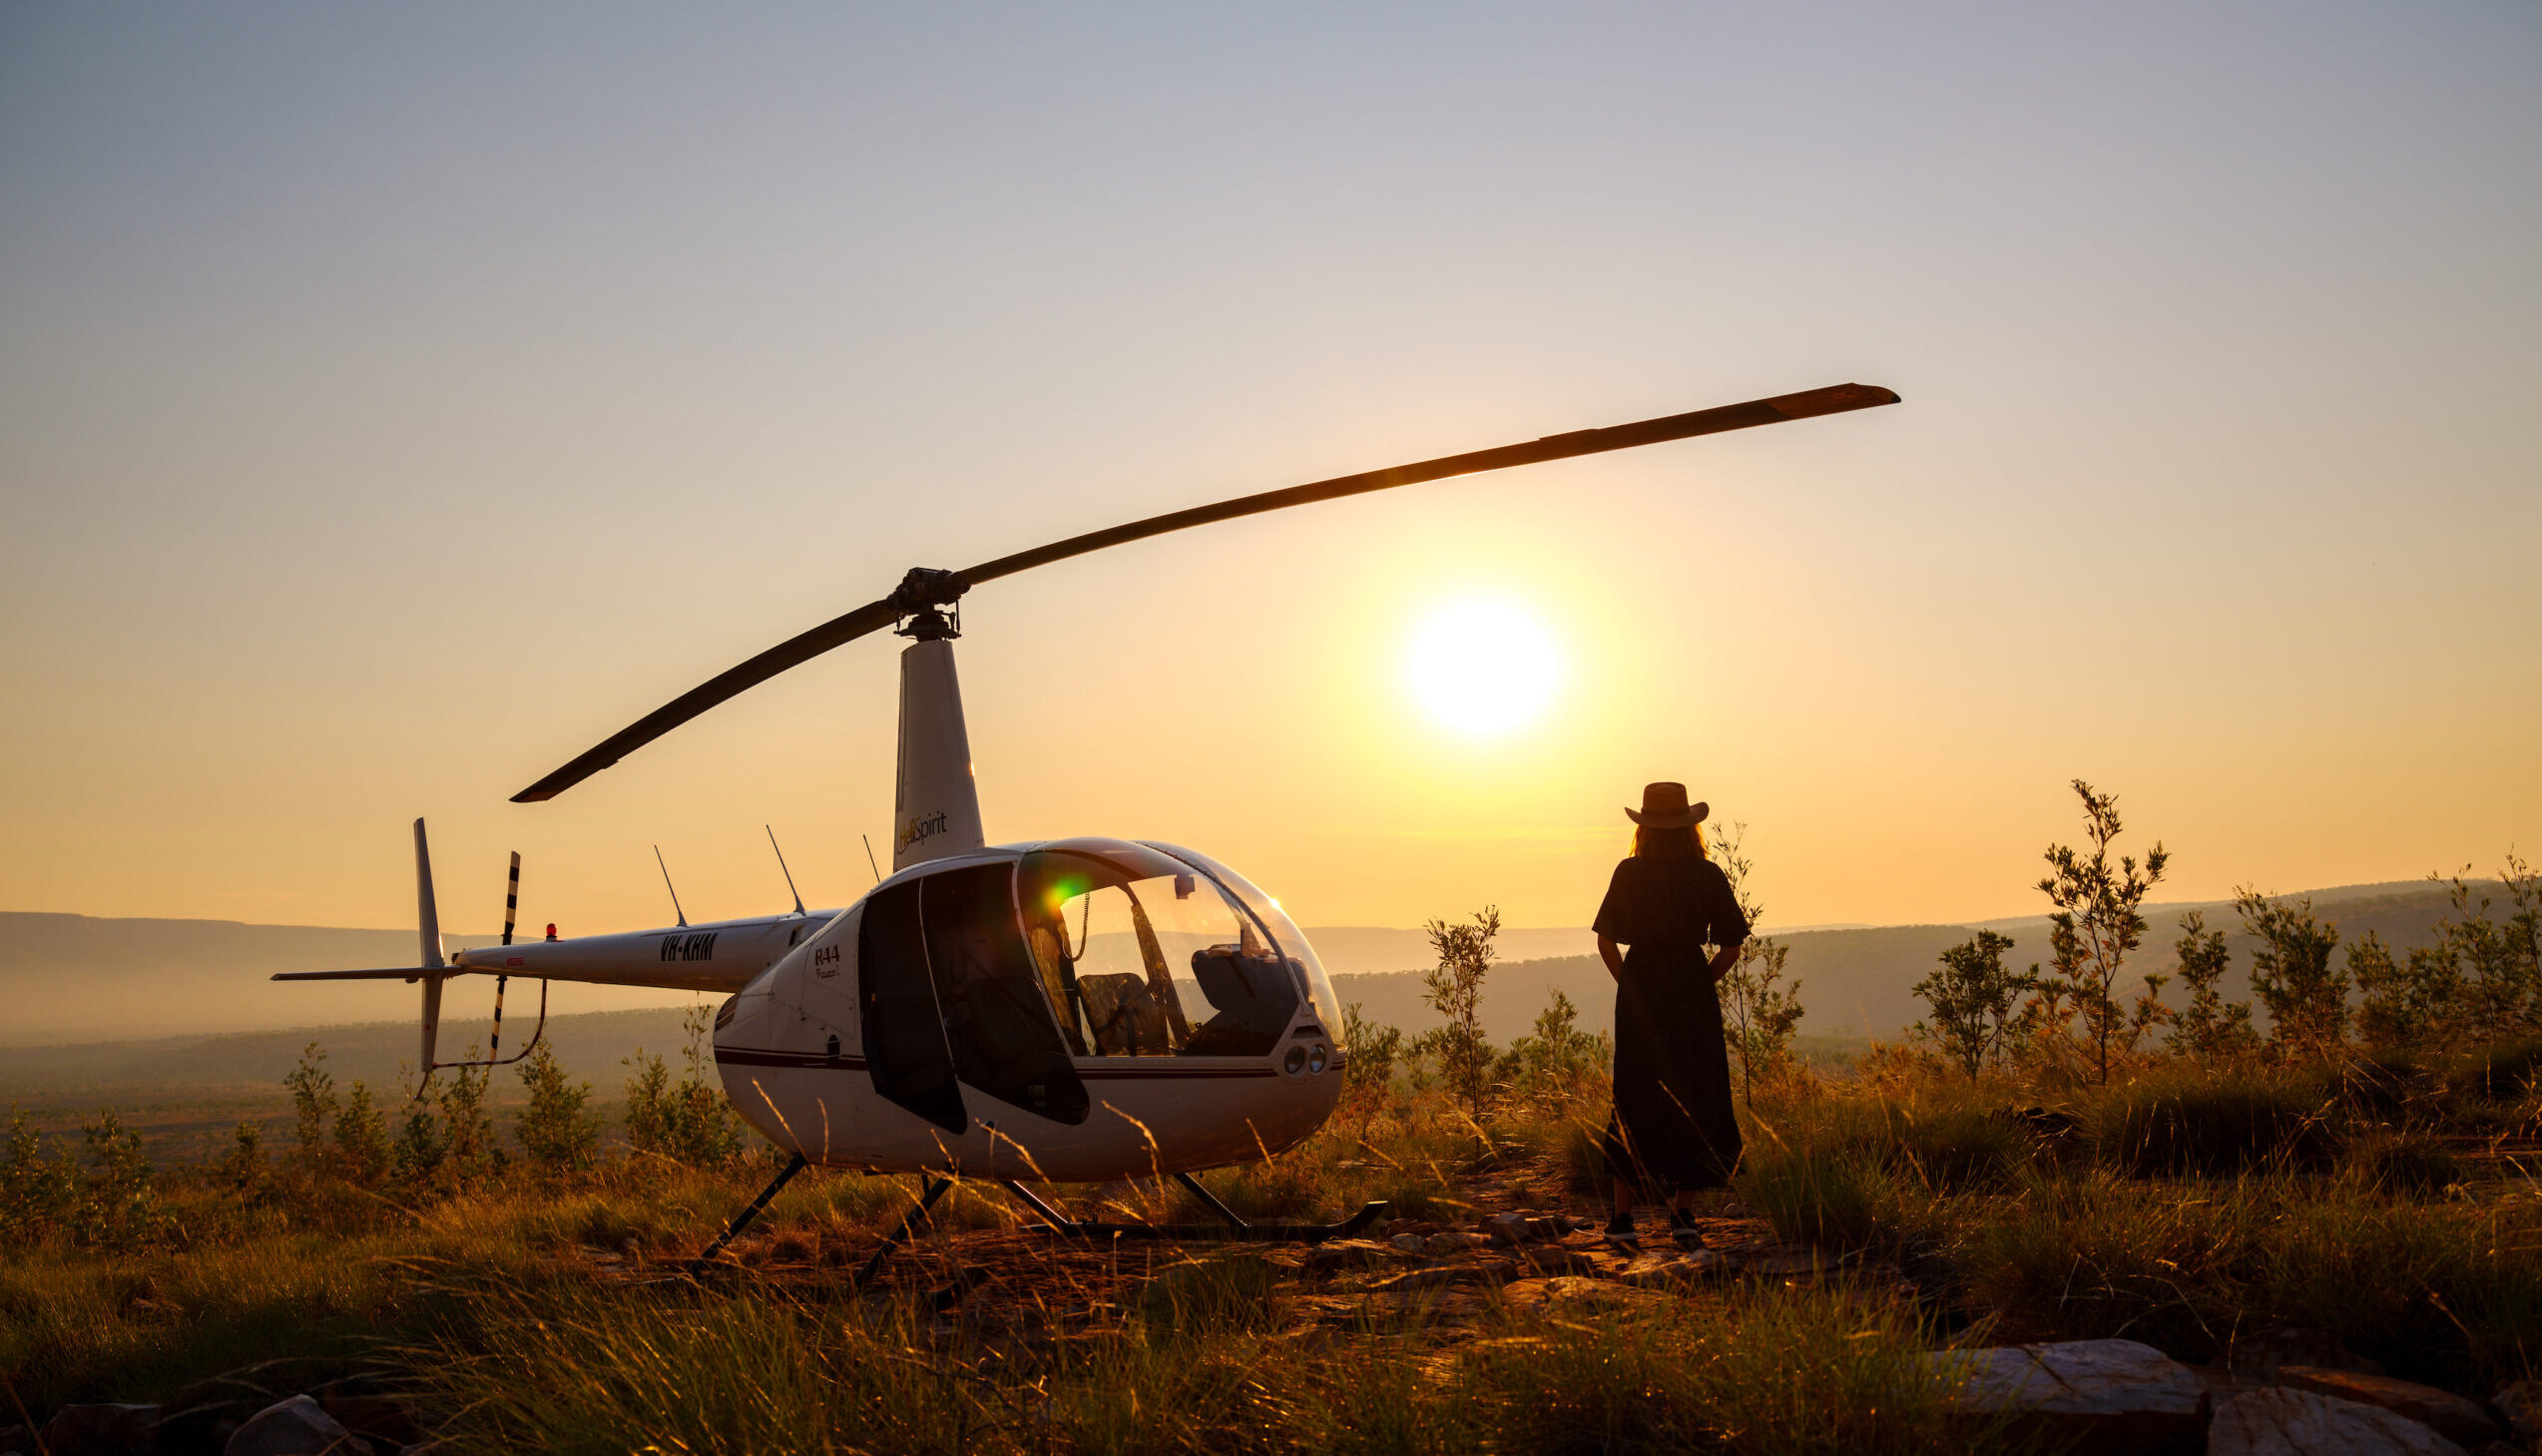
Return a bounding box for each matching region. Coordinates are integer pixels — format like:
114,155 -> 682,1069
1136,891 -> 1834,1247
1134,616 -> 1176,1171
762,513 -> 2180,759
14,1195 -> 2536,1456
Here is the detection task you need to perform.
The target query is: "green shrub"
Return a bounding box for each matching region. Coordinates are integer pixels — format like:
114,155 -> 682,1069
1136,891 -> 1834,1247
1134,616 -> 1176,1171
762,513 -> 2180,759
1964,1169 -> 2266,1358
2084,1067 -> 2339,1176
515,1043 -> 601,1174
76,1110 -> 164,1250
2341,1131 -> 2462,1196
1556,1113 -> 1607,1195
2445,1038 -> 2542,1101
1141,1254 -> 1284,1334
330,1081 -> 391,1187
1881,1104 -> 2031,1193
2,1109 -> 78,1248
1739,1141 -> 1906,1250
1451,1286 -> 2014,1456
282,1042 -> 335,1170
2250,1189 -> 2542,1391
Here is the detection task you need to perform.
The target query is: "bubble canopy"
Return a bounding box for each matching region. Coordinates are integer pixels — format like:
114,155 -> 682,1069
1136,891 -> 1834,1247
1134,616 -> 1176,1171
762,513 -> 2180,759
1145,841 -> 1343,1042
1006,838 -> 1336,1059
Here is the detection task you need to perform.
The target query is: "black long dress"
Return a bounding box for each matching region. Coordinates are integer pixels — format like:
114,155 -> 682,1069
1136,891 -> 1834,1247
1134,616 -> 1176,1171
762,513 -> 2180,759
1594,851 -> 1751,1193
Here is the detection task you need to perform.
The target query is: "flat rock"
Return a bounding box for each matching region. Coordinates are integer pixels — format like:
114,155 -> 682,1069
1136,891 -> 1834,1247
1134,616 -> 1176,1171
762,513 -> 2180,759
226,1395 -> 370,1456
1502,1276 -> 1672,1316
1931,1338 -> 2207,1455
2228,1325 -> 2385,1378
1613,1250 -> 1725,1287
1738,1249 -> 1837,1277
315,1393 -> 421,1449
43,1404 -> 160,1456
1301,1238 -> 1403,1275
1514,1247 -> 1599,1276
2211,1386 -> 2466,1456
1365,1259 -> 1517,1293
2277,1367 -> 2500,1448
2492,1381 -> 2541,1442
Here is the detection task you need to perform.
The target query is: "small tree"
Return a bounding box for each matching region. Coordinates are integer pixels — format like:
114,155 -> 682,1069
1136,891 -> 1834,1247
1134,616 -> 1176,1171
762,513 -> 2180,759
216,1121 -> 266,1194
1911,930 -> 2032,1077
2,1109 -> 79,1248
437,1057 -> 503,1183
1338,1002 -> 1404,1137
1416,906 -> 1500,1119
623,1051 -> 675,1155
1710,821 -> 1804,1098
77,1109 -> 160,1249
332,1080 -> 391,1187
623,1008 -> 747,1166
393,1074 -> 445,1184
2425,863 -> 2542,1042
2037,780 -> 2169,1085
2120,971 -> 2176,1060
282,1042 -> 337,1170
2350,931 -> 2436,1053
1496,988 -> 1609,1096
2505,852 -> 2542,1023
516,1042 -> 600,1173
2166,912 -> 2259,1059
2235,888 -> 2346,1053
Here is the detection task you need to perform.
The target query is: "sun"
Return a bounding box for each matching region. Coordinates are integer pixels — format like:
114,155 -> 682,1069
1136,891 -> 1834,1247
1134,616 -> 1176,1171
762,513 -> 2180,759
1404,598 -> 1564,736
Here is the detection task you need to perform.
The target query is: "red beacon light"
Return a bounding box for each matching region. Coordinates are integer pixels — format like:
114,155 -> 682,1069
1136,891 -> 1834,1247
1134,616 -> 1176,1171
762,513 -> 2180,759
545,922 -> 559,942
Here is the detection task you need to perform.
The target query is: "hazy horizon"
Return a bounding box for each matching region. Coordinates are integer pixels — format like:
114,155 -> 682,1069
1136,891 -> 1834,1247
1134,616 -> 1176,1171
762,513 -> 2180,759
0,873 -> 2487,1046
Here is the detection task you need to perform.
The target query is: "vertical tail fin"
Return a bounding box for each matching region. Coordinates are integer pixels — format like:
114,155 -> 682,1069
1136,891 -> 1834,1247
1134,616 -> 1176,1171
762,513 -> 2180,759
415,818 -> 446,1072
891,638 -> 987,872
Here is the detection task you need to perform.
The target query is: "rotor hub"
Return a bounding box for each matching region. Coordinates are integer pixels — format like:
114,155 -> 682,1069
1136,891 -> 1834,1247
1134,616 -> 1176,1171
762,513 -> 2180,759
887,567 -> 968,641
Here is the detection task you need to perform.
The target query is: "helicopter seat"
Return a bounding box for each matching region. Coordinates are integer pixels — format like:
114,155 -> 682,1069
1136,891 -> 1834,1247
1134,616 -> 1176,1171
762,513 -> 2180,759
1077,972 -> 1175,1056
1179,944 -> 1298,1057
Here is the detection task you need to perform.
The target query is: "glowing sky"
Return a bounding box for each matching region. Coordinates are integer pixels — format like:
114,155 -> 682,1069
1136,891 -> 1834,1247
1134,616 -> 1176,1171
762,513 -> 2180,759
3,3 -> 2536,941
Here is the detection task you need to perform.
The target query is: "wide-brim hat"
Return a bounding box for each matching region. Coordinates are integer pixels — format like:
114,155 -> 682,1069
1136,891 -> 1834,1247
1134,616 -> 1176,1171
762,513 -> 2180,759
1626,781 -> 1710,827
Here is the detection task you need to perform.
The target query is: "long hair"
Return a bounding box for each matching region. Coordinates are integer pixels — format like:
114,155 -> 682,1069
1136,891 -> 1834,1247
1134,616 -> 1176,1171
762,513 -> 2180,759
1632,822 -> 1706,860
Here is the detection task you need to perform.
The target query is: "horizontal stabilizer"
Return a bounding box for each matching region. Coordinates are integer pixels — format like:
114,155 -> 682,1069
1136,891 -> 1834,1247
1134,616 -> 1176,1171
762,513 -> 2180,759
270,967 -> 443,982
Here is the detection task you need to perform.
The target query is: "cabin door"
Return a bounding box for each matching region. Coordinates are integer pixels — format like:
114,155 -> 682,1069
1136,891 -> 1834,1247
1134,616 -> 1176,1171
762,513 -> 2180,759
916,864 -> 1090,1126
857,878 -> 968,1133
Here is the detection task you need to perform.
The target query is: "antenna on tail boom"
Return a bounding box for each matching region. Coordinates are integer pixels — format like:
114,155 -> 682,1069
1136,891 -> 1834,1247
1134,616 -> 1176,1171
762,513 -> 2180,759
766,825 -> 805,916
655,845 -> 689,928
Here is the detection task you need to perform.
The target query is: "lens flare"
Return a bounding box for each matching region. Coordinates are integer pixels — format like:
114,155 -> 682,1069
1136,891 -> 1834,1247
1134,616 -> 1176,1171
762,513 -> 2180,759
1404,598 -> 1563,736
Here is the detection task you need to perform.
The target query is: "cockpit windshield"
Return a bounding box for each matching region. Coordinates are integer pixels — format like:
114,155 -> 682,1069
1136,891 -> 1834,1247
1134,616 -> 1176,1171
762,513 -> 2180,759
1017,840 -> 1301,1059
1146,841 -> 1342,1042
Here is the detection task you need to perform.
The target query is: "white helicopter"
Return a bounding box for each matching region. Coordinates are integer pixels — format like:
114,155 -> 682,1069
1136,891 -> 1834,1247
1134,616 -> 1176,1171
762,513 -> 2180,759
278,381 -> 1897,1263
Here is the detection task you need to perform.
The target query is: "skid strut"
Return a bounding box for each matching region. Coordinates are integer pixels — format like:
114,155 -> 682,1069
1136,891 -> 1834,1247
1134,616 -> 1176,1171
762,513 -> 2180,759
856,1176 -> 956,1283
688,1153 -> 807,1272
999,1179 -> 1386,1244
1174,1171 -> 1249,1228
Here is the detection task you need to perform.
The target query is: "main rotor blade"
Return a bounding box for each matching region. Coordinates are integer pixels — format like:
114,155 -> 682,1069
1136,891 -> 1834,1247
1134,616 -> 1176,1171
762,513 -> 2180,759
511,598 -> 899,801
512,381 -> 1897,802
958,381 -> 1897,588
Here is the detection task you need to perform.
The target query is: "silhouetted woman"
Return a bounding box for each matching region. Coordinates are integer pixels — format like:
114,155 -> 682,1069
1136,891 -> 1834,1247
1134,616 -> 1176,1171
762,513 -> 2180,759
1594,781 -> 1750,1246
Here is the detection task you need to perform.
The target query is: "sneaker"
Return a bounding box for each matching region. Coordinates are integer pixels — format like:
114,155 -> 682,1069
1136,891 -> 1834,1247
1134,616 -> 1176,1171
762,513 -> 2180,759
1603,1213 -> 1640,1247
1669,1211 -> 1708,1248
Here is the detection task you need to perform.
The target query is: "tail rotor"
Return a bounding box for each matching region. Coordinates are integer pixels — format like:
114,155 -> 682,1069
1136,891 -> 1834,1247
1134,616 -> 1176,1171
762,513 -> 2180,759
489,851 -> 521,1061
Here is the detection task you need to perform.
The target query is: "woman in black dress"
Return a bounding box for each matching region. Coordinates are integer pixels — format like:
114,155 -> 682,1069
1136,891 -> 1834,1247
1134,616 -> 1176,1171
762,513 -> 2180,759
1593,781 -> 1750,1246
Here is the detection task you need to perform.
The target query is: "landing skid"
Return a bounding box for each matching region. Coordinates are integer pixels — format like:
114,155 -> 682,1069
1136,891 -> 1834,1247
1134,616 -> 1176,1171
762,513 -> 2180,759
688,1162 -> 1388,1284
1002,1174 -> 1388,1244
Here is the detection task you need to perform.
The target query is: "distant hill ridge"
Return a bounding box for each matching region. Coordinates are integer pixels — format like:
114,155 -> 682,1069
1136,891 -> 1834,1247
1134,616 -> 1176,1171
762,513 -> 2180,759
0,879 -> 2488,1047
